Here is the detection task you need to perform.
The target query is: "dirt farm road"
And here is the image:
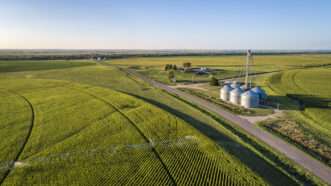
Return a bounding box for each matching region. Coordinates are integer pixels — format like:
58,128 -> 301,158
125,68 -> 331,185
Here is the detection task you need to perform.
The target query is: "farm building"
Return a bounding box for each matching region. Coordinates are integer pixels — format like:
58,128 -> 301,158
189,67 -> 210,74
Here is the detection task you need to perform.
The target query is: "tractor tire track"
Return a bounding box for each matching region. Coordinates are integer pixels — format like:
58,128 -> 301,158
0,91 -> 35,186
73,87 -> 176,185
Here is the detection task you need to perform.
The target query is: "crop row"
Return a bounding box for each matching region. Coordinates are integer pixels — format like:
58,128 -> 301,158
1,79 -> 173,185
91,86 -> 265,185
1,79 -> 265,185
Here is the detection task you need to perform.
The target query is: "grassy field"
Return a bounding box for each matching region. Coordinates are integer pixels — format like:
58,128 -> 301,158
0,59 -> 328,185
110,55 -> 331,84
258,68 -> 331,166
111,55 -> 331,69
133,66 -> 240,85
267,68 -> 331,134
0,60 -> 94,73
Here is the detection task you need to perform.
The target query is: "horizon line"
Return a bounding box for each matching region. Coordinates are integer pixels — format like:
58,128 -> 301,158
1,48 -> 331,51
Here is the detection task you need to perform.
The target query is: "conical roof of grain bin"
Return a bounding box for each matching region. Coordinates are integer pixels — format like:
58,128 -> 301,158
240,84 -> 248,91
224,80 -> 232,84
230,81 -> 240,89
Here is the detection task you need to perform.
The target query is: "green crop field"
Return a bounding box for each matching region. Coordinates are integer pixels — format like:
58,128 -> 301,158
268,68 -> 331,132
0,91 -> 32,182
0,78 -> 268,185
258,67 -> 331,166
0,58 -> 327,185
0,60 -> 94,73
111,55 -> 331,68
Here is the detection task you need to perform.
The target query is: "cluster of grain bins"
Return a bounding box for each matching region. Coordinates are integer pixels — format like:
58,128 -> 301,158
220,81 -> 267,108
220,50 -> 267,108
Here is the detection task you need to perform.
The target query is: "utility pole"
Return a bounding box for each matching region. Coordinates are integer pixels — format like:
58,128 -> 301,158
245,50 -> 252,89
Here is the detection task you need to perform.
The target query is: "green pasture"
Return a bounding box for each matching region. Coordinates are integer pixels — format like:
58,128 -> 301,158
134,66 -> 240,85
253,68 -> 331,166
266,68 -> 331,141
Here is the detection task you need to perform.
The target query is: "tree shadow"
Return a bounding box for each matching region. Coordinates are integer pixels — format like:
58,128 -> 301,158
124,92 -> 298,186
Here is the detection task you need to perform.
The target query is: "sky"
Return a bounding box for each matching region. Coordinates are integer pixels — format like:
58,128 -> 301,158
0,0 -> 331,50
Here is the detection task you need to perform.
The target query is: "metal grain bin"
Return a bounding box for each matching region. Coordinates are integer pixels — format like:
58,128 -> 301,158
230,87 -> 243,105
251,86 -> 267,100
230,81 -> 240,89
220,84 -> 233,101
241,90 -> 260,108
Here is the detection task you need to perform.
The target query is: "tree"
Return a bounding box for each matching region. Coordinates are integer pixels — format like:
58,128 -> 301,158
164,64 -> 169,71
183,62 -> 191,72
168,71 -> 176,83
209,75 -> 219,86
173,65 -> 177,70
183,62 -> 191,68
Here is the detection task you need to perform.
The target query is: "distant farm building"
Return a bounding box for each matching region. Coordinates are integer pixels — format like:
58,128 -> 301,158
91,56 -> 106,61
182,67 -> 210,75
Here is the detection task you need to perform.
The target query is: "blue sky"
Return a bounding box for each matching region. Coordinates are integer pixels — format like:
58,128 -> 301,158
1,0 -> 330,49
